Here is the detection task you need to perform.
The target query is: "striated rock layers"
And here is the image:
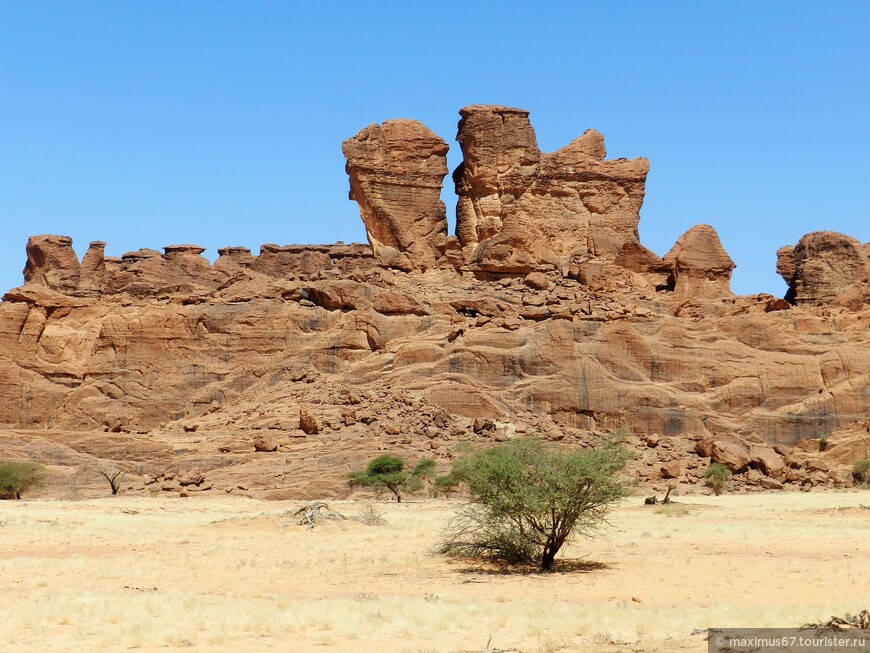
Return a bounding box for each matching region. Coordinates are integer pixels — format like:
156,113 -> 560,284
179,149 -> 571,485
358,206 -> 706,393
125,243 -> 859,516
453,105 -> 649,273
342,120 -> 450,270
1,106 -> 868,498
343,105 -> 653,278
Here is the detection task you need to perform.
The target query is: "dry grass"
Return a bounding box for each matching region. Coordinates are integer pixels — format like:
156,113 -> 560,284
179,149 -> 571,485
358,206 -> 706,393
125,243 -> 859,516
1,491 -> 868,652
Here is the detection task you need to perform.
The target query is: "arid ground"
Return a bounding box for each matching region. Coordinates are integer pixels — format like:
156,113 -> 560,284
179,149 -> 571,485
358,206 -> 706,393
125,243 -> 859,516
1,492 -> 867,653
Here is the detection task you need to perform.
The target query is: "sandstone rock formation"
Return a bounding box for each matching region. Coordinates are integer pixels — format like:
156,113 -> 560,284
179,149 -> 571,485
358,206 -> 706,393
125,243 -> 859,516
778,231 -> 869,308
453,105 -> 649,272
23,235 -> 81,293
1,107 -> 868,499
662,224 -> 735,299
342,120 -> 450,270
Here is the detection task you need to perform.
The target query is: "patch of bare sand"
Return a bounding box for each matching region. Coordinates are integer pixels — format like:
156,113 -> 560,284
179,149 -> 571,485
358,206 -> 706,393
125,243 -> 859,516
0,492 -> 867,653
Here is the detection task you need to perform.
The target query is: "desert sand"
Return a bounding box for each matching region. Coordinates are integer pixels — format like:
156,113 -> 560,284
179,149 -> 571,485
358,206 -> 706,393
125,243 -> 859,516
1,491 -> 867,653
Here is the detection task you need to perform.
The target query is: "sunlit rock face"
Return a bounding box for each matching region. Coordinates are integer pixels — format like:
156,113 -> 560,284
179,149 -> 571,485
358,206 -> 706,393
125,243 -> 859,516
342,119 -> 450,271
453,104 -> 649,273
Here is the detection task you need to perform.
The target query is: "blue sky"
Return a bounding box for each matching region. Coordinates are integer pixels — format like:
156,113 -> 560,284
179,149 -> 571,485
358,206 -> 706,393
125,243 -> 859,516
1,1 -> 867,296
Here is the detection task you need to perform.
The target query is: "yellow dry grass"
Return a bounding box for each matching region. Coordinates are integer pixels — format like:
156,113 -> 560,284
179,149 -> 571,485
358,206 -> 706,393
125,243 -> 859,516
1,491 -> 867,653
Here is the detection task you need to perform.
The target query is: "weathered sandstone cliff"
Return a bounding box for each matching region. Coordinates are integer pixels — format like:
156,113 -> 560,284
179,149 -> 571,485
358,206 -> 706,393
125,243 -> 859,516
1,106 -> 867,498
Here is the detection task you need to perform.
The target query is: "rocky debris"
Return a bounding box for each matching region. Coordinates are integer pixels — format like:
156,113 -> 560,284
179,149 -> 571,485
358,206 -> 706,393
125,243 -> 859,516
178,470 -> 205,486
298,409 -> 320,435
662,225 -> 735,299
342,119 -> 450,270
749,444 -> 785,477
778,231 -> 869,308
523,272 -> 550,290
660,461 -> 682,479
253,435 -> 278,453
454,105 -> 649,273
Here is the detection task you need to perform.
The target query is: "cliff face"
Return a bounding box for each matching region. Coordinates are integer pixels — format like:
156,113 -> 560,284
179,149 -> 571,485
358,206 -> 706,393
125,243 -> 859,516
1,105 -> 868,498
453,105 -> 649,273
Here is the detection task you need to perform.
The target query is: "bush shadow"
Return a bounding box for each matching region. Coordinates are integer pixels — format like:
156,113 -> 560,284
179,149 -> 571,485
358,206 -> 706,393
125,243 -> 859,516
449,558 -> 611,577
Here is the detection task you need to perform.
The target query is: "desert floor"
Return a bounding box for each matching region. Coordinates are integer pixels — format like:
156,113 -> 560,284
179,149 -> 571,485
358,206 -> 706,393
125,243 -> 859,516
1,491 -> 868,653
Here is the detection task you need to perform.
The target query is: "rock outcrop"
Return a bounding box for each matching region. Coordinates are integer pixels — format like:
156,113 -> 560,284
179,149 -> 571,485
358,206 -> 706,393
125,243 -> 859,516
453,105 -> 649,272
23,235 -> 81,293
663,224 -> 735,299
1,107 -> 868,499
342,120 -> 450,270
778,231 -> 869,308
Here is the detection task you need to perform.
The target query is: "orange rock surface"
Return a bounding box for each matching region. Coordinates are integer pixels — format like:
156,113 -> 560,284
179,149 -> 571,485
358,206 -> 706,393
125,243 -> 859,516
1,106 -> 867,498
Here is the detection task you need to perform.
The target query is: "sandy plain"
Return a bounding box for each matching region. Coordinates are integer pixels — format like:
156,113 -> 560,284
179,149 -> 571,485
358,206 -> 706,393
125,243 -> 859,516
1,491 -> 868,653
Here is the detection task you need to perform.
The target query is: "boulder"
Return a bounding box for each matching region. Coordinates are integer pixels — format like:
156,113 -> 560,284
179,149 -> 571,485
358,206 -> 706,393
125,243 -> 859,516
710,439 -> 751,472
660,461 -> 682,479
253,435 -> 278,452
299,409 -> 320,435
749,444 -> 785,477
523,272 -> 550,290
178,470 -> 205,486
342,119 -> 450,269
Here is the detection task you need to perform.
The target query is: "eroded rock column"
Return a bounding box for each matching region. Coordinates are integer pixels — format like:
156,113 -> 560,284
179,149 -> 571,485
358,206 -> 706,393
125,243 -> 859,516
22,235 -> 81,292
342,120 -> 449,270
453,104 -> 649,273
662,224 -> 735,299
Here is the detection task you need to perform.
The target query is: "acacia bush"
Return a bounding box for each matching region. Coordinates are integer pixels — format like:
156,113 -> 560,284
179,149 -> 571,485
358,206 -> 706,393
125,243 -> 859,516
439,437 -> 631,571
853,459 -> 870,486
0,462 -> 45,500
348,455 -> 435,502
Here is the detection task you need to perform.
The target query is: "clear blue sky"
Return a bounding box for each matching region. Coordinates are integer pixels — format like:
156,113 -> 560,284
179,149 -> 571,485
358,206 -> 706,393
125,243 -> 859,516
1,1 -> 868,296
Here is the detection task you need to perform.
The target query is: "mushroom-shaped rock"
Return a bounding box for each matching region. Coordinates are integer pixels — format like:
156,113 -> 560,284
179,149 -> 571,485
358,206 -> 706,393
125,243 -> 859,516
453,105 -> 649,273
342,120 -> 449,270
23,235 -> 81,293
663,225 -> 735,299
778,231 -> 868,308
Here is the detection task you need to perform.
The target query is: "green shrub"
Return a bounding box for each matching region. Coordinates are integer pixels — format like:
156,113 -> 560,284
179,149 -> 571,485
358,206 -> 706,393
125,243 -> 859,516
439,436 -> 631,571
818,432 -> 830,452
703,463 -> 731,495
431,471 -> 461,497
348,455 -> 435,502
852,459 -> 870,486
0,462 -> 45,500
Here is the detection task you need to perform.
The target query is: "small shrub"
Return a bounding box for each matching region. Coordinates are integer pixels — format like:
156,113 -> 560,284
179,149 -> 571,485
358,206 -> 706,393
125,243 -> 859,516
704,463 -> 731,495
354,503 -> 388,526
431,471 -> 461,497
348,455 -> 435,502
818,432 -> 830,452
0,462 -> 45,500
852,459 -> 870,486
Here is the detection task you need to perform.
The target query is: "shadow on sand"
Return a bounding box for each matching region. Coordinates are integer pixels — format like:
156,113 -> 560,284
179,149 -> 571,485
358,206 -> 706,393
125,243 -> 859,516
450,558 -> 611,577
